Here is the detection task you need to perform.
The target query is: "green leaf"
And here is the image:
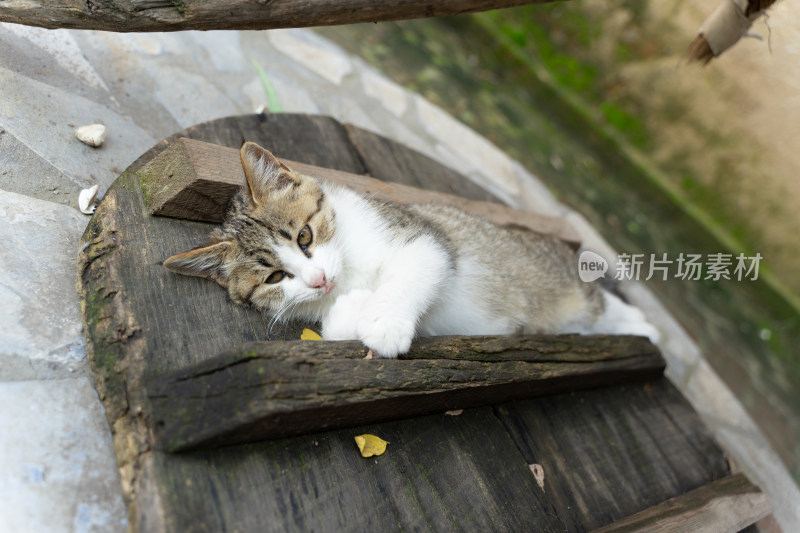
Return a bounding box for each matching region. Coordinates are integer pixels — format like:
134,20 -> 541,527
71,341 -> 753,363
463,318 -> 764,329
252,59 -> 284,113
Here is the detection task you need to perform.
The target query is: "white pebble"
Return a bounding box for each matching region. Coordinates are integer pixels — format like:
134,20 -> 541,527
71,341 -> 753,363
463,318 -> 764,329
74,124 -> 106,147
78,184 -> 99,214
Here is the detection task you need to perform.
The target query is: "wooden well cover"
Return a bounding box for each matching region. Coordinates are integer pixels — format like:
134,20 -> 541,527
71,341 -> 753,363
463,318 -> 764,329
78,114 -> 762,532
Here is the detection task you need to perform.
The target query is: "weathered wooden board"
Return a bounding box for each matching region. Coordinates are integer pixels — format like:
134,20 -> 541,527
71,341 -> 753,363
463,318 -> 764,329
495,379 -> 733,531
129,114 -> 370,178
591,473 -> 771,533
78,114 -> 743,532
0,0 -> 556,33
148,335 -> 664,451
145,407 -> 567,533
137,137 -> 581,247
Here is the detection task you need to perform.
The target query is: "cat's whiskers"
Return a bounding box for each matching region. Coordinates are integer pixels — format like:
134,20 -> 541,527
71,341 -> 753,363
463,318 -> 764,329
268,299 -> 299,335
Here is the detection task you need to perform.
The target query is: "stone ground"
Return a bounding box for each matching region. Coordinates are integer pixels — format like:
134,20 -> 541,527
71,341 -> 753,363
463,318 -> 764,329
0,24 -> 797,532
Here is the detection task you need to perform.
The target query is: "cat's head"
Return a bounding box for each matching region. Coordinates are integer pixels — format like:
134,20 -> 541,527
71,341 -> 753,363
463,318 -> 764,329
163,142 -> 341,315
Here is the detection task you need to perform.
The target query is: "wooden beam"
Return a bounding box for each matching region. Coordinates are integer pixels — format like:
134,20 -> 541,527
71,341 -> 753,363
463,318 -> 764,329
0,0 -> 558,33
147,334 -> 664,452
136,137 -> 582,249
591,473 -> 772,533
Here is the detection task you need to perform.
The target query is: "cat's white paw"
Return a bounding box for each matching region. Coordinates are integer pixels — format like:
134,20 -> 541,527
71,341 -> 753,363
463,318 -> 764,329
357,313 -> 416,359
616,321 -> 661,344
323,290 -> 417,357
322,289 -> 373,341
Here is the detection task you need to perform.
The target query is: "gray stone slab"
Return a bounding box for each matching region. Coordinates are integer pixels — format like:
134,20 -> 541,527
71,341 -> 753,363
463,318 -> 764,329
268,29 -> 354,85
0,130 -> 83,208
66,31 -> 184,139
414,94 -> 524,205
0,66 -> 157,196
188,30 -> 250,74
0,190 -> 88,380
69,30 -> 302,135
0,24 -> 112,108
241,73 -> 321,115
0,377 -> 127,533
150,65 -> 241,129
358,61 -> 409,118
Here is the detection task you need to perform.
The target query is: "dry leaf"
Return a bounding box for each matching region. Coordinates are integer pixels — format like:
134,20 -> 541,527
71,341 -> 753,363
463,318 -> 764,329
354,434 -> 389,458
300,328 -> 321,341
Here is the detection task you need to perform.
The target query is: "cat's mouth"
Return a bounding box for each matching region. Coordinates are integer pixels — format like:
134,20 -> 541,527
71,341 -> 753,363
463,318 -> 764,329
321,281 -> 336,295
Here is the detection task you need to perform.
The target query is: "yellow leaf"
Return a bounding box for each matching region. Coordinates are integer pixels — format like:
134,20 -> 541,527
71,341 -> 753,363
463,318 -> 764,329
354,434 -> 389,458
300,328 -> 322,341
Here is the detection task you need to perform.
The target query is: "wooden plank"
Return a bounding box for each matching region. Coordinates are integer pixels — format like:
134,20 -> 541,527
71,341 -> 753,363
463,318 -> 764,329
147,407 -> 566,532
137,137 -> 582,247
129,114 -> 369,177
591,473 -> 772,533
147,335 -> 665,452
494,380 -> 733,531
138,138 -> 241,223
129,113 -> 500,204
344,123 -> 499,202
0,0 -> 557,33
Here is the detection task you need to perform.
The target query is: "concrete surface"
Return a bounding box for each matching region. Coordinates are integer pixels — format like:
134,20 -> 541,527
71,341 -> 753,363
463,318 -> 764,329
0,22 -> 797,532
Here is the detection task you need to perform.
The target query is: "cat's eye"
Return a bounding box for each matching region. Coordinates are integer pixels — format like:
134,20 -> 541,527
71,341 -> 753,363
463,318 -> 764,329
297,225 -> 313,249
265,270 -> 286,284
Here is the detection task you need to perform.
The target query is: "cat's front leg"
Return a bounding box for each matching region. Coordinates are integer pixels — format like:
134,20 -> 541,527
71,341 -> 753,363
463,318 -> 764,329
321,289 -> 374,342
321,287 -> 417,357
355,236 -> 451,358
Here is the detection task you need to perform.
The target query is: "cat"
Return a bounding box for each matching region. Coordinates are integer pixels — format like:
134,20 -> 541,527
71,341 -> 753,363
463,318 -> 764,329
163,142 -> 659,358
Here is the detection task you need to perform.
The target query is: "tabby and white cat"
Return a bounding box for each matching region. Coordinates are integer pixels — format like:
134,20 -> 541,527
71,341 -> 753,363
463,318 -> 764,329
163,142 -> 658,357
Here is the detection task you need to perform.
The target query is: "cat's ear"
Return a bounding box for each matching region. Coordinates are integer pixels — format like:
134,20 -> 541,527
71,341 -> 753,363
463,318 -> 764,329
240,142 -> 297,205
163,240 -> 232,288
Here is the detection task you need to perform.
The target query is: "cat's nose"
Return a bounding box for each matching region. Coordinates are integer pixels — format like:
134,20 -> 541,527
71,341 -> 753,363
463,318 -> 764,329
302,266 -> 327,289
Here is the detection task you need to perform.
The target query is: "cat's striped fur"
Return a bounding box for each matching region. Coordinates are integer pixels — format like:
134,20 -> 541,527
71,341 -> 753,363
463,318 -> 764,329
163,142 -> 658,357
